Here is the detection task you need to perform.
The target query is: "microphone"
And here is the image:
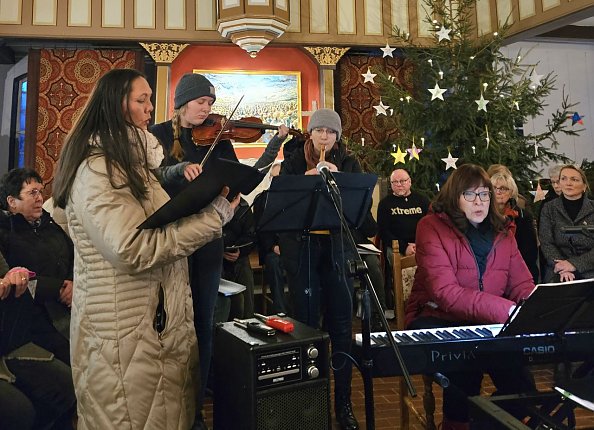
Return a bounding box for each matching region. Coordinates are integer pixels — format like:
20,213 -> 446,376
561,226 -> 594,234
316,162 -> 340,195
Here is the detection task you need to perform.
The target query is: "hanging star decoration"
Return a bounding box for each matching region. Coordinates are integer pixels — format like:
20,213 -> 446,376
530,182 -> 548,202
475,94 -> 489,112
571,112 -> 584,125
441,151 -> 458,170
436,26 -> 452,42
391,146 -> 407,164
529,70 -> 543,88
407,143 -> 422,160
362,67 -> 377,84
373,99 -> 389,116
380,42 -> 396,58
428,83 -> 447,101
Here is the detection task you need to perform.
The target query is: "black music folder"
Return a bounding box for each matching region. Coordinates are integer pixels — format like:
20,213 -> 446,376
257,173 -> 377,233
499,278 -> 594,336
139,158 -> 264,229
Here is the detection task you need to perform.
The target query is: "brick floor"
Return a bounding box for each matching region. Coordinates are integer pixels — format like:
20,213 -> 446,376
204,317 -> 594,429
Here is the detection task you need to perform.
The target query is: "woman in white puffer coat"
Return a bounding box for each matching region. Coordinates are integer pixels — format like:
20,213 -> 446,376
52,68 -> 237,430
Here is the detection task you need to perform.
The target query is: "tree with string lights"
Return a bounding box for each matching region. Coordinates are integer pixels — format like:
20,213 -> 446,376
347,0 -> 581,196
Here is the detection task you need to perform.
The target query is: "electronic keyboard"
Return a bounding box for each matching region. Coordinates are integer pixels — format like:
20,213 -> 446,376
353,324 -> 594,376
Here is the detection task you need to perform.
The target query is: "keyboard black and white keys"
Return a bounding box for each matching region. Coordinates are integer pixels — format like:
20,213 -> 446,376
353,324 -> 594,377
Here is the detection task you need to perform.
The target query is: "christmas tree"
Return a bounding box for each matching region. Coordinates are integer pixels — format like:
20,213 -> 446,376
346,0 -> 581,196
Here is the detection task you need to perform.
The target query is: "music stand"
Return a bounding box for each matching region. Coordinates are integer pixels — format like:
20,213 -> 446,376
257,173 -> 376,233
499,278 -> 594,337
257,172 -> 416,429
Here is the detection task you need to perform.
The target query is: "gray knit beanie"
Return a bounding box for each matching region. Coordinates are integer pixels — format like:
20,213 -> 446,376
307,108 -> 342,139
174,73 -> 216,109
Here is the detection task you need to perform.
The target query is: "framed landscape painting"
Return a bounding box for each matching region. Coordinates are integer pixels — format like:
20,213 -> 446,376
193,69 -> 302,145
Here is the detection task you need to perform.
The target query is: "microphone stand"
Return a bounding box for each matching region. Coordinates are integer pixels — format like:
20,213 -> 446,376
318,170 -> 416,430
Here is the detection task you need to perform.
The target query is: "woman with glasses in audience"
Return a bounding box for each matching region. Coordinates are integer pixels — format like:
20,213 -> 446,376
539,164 -> 594,282
405,164 -> 536,430
490,172 -> 539,282
0,168 -> 73,365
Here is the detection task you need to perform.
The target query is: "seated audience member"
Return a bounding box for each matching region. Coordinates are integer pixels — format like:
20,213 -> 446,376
352,211 -> 387,331
377,168 -> 429,259
486,164 -> 530,210
491,172 -> 539,282
0,168 -> 73,364
0,257 -> 76,430
539,164 -> 594,282
222,197 -> 256,319
406,164 -> 536,430
253,162 -> 288,314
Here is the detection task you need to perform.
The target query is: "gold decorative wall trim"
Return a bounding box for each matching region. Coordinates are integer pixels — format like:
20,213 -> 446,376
304,46 -> 350,66
139,42 -> 189,64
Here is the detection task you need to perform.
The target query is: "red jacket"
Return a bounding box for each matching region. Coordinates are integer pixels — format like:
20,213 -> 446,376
405,212 -> 535,327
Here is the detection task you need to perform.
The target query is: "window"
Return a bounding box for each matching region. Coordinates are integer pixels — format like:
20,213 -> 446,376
10,74 -> 27,168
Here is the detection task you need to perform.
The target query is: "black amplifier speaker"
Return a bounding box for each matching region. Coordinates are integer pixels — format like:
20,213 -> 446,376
213,318 -> 330,430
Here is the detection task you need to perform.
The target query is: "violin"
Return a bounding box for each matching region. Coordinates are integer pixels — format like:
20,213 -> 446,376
191,113 -> 302,146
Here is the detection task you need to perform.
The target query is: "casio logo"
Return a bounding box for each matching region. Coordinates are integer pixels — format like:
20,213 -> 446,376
523,345 -> 555,355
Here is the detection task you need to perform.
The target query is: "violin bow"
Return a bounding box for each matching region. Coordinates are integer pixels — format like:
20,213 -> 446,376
199,94 -> 245,168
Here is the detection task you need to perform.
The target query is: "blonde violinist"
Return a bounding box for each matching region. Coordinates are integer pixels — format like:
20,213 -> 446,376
149,72 -> 287,429
279,108 -> 361,430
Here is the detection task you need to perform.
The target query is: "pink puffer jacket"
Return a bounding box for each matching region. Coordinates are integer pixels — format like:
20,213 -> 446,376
405,211 -> 535,327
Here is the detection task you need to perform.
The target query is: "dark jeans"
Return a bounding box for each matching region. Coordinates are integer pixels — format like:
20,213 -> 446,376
361,254 -> 386,319
223,256 -> 255,319
288,235 -> 354,402
264,252 -> 287,314
189,238 -> 224,410
409,316 -> 536,422
1,358 -> 75,430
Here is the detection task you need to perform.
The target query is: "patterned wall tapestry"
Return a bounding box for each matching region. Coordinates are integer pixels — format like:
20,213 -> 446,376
338,53 -> 413,148
28,49 -> 141,195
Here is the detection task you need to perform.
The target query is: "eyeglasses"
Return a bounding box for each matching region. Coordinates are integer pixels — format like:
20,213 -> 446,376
391,178 -> 410,185
312,128 -> 337,135
462,191 -> 491,202
20,188 -> 43,199
494,186 -> 510,193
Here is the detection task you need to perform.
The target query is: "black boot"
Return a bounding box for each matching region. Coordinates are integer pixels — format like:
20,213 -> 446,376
335,398 -> 359,430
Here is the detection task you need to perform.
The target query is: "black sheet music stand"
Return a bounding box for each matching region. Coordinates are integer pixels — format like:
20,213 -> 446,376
258,172 -> 416,430
257,173 -> 376,233
499,278 -> 594,337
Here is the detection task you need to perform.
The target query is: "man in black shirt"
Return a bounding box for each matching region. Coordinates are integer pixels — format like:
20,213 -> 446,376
377,168 -> 429,259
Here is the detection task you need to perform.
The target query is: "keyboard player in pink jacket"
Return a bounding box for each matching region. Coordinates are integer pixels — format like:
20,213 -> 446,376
405,164 -> 536,430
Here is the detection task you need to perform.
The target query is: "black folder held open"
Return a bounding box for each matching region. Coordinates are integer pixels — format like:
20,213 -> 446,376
139,158 -> 264,229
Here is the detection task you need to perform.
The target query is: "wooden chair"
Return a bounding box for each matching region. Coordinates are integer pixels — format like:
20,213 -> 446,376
392,240 -> 437,430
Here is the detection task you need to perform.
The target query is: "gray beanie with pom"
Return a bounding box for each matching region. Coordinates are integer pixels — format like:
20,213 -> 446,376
307,108 -> 342,139
174,73 -> 216,109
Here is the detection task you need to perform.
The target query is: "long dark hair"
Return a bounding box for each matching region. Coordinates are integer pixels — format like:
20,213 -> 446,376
53,68 -> 150,209
433,164 -> 506,233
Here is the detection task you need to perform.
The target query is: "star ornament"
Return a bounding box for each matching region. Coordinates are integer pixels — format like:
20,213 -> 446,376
362,67 -> 377,84
475,94 -> 490,112
391,146 -> 407,164
436,26 -> 452,42
381,42 -> 396,58
373,99 -> 389,116
407,143 -> 422,160
441,152 -> 458,170
571,112 -> 584,125
529,70 -> 543,88
428,83 -> 447,101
